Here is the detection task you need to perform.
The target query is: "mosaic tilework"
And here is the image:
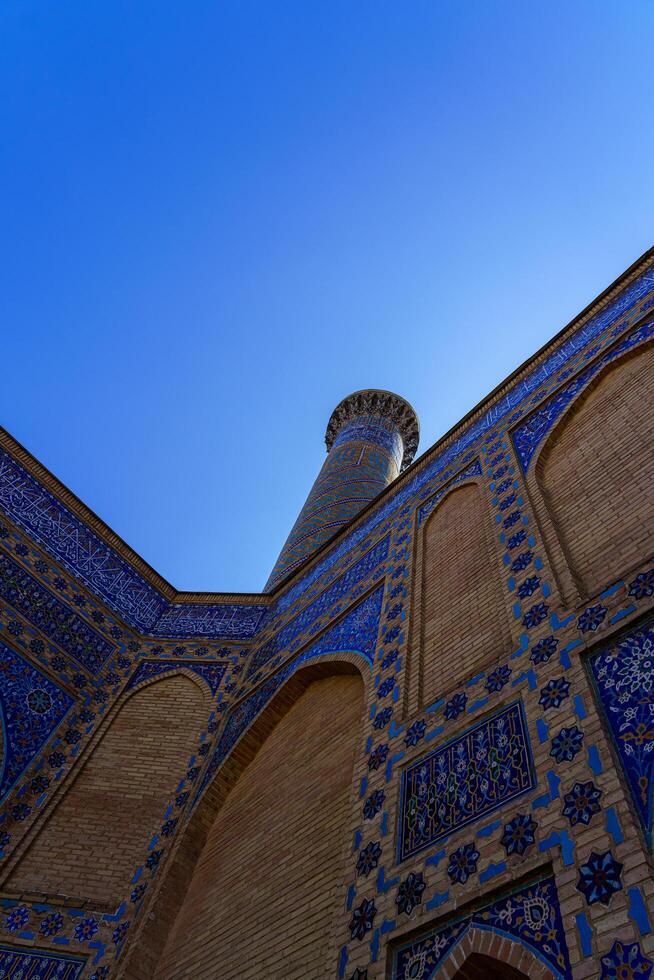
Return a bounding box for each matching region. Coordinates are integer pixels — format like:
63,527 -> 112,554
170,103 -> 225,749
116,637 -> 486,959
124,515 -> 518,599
126,659 -> 227,696
0,448 -> 165,631
198,584 -> 384,800
513,317 -> 654,472
398,702 -> 535,861
392,875 -> 571,980
0,945 -> 86,979
332,415 -> 405,471
417,459 -> 483,524
152,602 -> 266,639
0,449 -> 265,639
587,613 -> 654,846
0,550 -> 115,673
0,641 -> 74,801
0,262 -> 651,637
267,442 -> 397,589
277,263 -> 654,612
246,535 -> 390,679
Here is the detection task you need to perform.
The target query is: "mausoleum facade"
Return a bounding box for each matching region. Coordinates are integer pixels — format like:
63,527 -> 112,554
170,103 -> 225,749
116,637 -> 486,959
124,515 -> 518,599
0,249 -> 653,978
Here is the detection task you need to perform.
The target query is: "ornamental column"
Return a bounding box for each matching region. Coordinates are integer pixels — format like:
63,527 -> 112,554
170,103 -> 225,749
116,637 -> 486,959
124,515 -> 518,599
265,389 -> 419,591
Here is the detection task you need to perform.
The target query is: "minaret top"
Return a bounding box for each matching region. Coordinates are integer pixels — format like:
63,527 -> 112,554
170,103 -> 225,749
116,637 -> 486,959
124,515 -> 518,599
325,389 -> 420,471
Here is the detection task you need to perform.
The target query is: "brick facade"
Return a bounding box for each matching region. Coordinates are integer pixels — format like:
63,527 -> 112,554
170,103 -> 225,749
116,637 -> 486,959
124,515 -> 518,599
0,249 -> 652,978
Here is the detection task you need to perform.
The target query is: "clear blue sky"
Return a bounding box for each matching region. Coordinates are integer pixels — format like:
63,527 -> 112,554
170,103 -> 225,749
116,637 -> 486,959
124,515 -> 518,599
1,2 -> 652,593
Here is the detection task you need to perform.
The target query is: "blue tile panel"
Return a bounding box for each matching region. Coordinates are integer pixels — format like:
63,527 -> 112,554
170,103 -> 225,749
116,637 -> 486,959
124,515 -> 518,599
0,946 -> 86,979
0,449 -> 266,638
247,535 -> 390,679
197,584 -> 384,801
393,874 -> 571,979
0,640 -> 74,800
266,417 -> 403,590
586,612 -> 654,846
0,550 -> 115,673
153,602 -> 266,639
398,701 -> 535,861
126,659 -> 227,696
0,447 -> 166,631
513,316 -> 654,471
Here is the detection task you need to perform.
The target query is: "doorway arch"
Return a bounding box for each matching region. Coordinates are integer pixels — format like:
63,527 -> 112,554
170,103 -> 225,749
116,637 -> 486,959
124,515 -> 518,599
439,925 -> 559,980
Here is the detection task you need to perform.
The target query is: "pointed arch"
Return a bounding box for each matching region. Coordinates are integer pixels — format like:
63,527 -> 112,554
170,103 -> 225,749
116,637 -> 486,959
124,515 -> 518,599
125,661 -> 224,702
439,925 -> 559,979
5,670 -> 209,910
121,657 -> 366,980
529,339 -> 654,603
416,480 -> 510,707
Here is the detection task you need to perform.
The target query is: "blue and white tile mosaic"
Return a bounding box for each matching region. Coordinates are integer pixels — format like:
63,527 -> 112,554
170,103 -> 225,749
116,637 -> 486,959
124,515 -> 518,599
198,584 -> 384,801
0,945 -> 86,979
126,659 -> 227,697
392,874 -> 571,979
0,551 -> 115,673
0,641 -> 74,801
587,613 -> 654,846
398,702 -> 535,861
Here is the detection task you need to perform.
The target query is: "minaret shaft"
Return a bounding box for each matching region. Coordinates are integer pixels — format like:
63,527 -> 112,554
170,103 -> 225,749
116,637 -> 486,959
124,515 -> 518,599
265,390 -> 419,591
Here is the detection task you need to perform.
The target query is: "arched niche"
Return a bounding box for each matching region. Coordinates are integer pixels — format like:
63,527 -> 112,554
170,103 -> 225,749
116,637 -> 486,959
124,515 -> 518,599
4,669 -> 209,910
120,657 -> 366,980
416,481 -> 510,707
437,925 -> 560,980
528,340 -> 654,604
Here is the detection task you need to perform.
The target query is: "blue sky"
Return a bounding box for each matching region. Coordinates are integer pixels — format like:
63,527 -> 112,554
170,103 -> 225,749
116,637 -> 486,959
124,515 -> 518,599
1,1 -> 652,593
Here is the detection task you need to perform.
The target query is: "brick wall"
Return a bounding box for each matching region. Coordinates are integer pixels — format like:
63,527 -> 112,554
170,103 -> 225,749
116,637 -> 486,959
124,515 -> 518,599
155,673 -> 363,979
535,341 -> 654,601
419,482 -> 510,704
7,673 -> 206,909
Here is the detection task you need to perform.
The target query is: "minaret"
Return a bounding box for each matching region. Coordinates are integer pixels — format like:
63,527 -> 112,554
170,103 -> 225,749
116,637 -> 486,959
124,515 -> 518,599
265,389 -> 419,591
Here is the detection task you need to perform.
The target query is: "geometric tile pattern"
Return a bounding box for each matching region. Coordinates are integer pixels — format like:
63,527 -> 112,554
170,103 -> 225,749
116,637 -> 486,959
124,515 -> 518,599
417,458 -> 483,525
0,945 -> 86,979
513,317 -> 654,472
0,551 -> 115,674
0,447 -> 166,631
266,413 -> 403,589
398,701 -> 535,861
0,449 -> 265,639
198,584 -> 385,802
587,612 -> 654,847
126,659 -> 227,697
246,535 -> 390,679
392,874 -> 572,979
0,641 -> 74,801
